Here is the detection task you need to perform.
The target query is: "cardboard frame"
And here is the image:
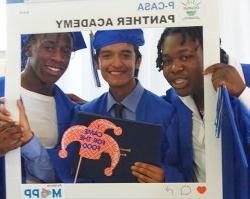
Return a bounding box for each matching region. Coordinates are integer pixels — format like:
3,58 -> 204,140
5,0 -> 221,198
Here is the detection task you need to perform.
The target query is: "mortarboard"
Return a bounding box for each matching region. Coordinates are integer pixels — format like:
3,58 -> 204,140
92,29 -> 145,50
21,32 -> 86,69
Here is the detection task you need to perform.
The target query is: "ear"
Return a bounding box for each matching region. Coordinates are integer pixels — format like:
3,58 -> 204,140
25,44 -> 33,57
93,54 -> 100,69
135,57 -> 142,70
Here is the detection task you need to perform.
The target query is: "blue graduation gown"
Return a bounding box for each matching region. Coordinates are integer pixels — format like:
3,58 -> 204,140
163,88 -> 194,182
46,85 -> 78,183
163,64 -> 250,198
221,64 -> 250,199
75,88 -> 184,182
221,88 -> 250,199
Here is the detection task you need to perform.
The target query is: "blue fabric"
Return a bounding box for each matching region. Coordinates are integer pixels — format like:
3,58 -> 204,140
242,64 -> 250,87
93,29 -> 145,50
163,87 -> 250,189
21,136 -> 55,183
163,64 -> 250,198
163,88 -> 195,182
0,77 -> 5,199
0,76 -> 4,98
221,87 -> 249,199
45,85 -> 78,183
75,88 -> 184,182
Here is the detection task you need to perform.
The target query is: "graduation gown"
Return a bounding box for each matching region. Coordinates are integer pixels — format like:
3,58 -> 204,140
74,88 -> 184,182
163,88 -> 194,182
163,64 -> 250,198
221,64 -> 250,199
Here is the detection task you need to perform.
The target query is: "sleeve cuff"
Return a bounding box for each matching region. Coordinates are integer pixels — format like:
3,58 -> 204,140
21,136 -> 43,160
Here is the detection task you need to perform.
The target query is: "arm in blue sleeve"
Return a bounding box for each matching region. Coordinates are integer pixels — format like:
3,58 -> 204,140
162,114 -> 185,182
21,136 -> 55,183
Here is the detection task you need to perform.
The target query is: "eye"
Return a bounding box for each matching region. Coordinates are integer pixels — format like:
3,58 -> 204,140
42,45 -> 55,52
100,53 -> 111,59
162,57 -> 172,68
61,47 -> 72,57
180,55 -> 192,61
121,52 -> 132,59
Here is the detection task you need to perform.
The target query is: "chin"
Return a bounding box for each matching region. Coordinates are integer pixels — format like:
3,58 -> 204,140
175,89 -> 191,97
44,77 -> 60,85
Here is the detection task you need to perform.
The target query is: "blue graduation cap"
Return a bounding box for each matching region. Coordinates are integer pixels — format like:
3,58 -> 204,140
21,32 -> 86,69
92,29 -> 145,50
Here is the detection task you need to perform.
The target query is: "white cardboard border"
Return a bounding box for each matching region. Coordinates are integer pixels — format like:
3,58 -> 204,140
5,0 -> 221,198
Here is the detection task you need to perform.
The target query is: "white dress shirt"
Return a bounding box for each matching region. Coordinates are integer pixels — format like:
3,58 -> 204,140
180,96 -> 206,182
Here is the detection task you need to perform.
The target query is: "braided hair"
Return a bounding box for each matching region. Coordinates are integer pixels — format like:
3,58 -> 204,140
156,26 -> 203,71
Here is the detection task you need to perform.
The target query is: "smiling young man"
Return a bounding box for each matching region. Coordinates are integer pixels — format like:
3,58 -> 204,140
77,29 -> 179,183
157,27 -> 206,183
0,32 -> 86,199
156,26 -> 250,197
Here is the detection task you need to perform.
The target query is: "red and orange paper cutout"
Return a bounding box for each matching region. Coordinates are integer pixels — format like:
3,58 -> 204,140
59,119 -> 122,176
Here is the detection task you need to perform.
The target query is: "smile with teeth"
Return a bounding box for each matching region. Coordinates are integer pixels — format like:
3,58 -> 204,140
47,66 -> 61,72
172,78 -> 188,89
110,71 -> 124,75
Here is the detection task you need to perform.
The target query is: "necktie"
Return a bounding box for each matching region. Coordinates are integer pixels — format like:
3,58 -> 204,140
113,103 -> 124,119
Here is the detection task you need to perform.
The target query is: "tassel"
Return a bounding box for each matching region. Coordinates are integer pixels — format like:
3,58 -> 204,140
215,86 -> 223,138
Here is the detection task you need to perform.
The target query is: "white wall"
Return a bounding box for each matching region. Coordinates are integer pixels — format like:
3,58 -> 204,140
0,1 -> 6,76
0,0 -> 6,51
56,31 -> 108,101
0,51 -> 5,76
219,0 -> 250,63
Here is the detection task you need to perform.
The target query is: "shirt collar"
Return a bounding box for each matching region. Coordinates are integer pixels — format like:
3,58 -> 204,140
179,95 -> 201,118
107,79 -> 144,113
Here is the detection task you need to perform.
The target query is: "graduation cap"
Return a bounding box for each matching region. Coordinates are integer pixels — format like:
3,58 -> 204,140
21,32 -> 86,69
92,29 -> 145,50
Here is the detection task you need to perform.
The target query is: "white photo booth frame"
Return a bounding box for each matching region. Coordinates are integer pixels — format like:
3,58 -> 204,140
5,0 -> 221,198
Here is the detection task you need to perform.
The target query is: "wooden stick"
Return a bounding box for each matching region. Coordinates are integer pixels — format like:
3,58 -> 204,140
74,157 -> 82,183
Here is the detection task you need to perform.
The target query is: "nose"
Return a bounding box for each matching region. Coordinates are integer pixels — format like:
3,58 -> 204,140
51,49 -> 64,62
111,55 -> 122,68
170,59 -> 184,73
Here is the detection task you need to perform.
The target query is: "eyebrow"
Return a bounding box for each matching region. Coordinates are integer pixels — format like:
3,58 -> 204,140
178,48 -> 194,53
41,40 -> 55,45
100,49 -> 133,54
169,45 -> 200,54
41,40 -> 72,48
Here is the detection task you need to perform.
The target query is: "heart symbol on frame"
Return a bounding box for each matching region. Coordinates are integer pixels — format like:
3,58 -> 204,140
197,186 -> 207,194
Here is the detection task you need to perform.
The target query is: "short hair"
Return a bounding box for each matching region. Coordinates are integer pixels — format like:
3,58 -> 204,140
21,32 -> 86,71
156,26 -> 203,71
